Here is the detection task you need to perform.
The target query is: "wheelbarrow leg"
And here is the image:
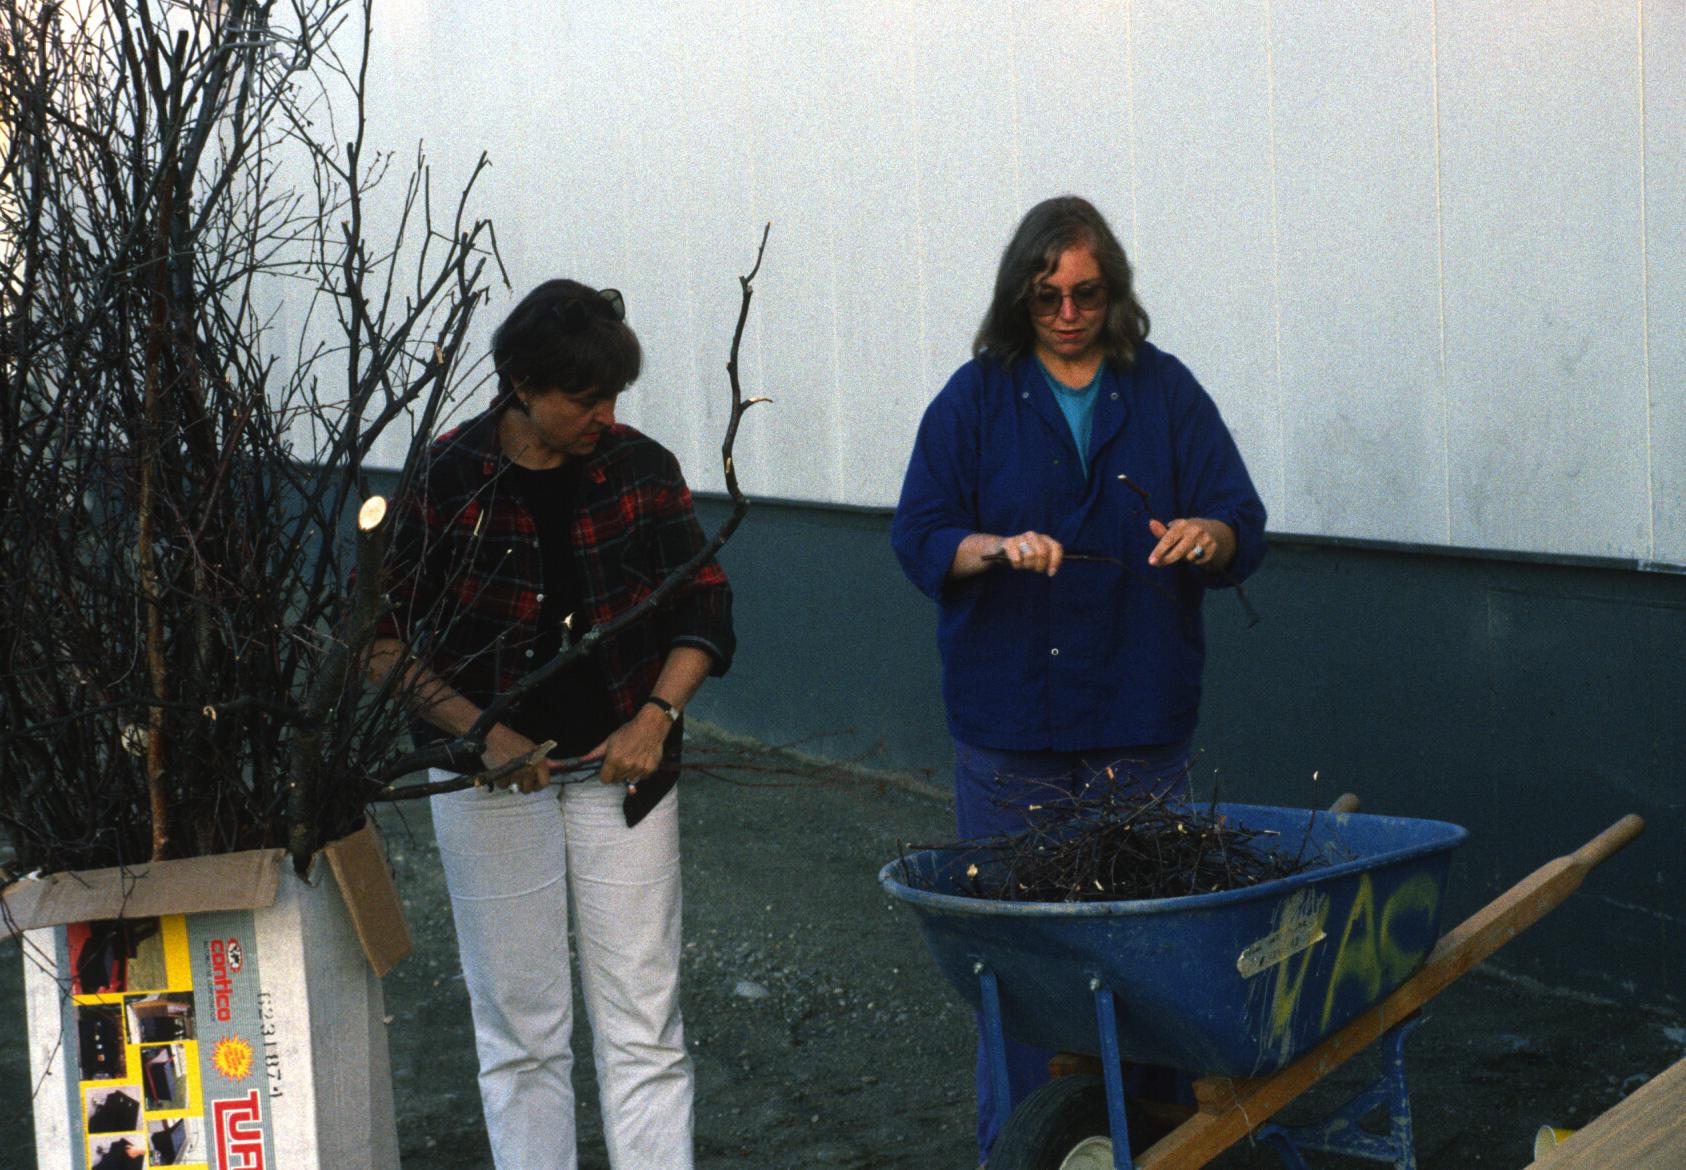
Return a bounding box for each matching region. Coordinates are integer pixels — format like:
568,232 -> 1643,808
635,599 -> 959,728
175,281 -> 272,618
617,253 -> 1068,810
1091,979 -> 1138,1170
1254,1016 -> 1424,1170
975,962 -> 1016,1145
974,966 -> 1140,1169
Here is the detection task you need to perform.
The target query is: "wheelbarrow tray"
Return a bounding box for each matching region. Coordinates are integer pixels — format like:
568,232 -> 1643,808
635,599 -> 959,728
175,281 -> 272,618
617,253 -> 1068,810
880,802 -> 1467,1078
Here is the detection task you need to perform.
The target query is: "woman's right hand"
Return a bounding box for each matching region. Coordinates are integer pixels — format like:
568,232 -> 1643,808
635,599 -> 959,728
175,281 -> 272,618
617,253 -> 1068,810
996,530 -> 1064,577
482,723 -> 555,793
950,530 -> 1066,579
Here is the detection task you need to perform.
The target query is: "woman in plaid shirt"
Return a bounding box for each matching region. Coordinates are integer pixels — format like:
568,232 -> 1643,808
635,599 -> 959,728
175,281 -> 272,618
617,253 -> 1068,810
370,279 -> 733,1170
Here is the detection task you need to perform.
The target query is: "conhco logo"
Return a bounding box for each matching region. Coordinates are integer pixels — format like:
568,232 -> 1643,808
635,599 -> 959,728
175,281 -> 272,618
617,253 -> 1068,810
207,938 -> 244,1022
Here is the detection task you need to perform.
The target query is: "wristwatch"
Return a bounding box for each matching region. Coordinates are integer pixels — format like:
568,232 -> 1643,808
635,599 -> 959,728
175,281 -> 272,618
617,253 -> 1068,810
643,696 -> 680,723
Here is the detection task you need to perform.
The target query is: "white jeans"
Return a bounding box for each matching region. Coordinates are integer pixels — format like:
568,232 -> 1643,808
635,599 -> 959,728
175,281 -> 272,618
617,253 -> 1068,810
430,773 -> 694,1170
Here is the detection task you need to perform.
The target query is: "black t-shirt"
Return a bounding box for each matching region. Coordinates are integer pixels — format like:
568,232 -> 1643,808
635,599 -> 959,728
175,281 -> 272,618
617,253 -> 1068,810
502,463 -> 620,757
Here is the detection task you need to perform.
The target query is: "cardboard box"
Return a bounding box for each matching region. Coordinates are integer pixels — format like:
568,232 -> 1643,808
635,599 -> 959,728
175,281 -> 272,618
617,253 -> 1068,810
4,822 -> 412,1170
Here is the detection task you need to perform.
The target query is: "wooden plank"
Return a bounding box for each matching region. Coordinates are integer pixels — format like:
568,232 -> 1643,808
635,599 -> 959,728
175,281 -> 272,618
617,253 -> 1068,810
1136,814 -> 1646,1170
1526,1057 -> 1686,1169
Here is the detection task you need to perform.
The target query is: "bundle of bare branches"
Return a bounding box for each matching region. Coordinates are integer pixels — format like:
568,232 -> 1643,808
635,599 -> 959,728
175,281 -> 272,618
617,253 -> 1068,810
0,2 -> 771,877
905,775 -> 1331,903
0,0 -> 501,874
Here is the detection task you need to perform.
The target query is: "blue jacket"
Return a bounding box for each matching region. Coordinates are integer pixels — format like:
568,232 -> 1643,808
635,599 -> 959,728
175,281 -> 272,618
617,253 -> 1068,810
891,344 -> 1266,750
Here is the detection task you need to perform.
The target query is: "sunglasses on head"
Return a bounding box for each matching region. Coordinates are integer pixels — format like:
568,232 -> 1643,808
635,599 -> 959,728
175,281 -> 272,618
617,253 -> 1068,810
552,288 -> 626,331
1027,281 -> 1107,318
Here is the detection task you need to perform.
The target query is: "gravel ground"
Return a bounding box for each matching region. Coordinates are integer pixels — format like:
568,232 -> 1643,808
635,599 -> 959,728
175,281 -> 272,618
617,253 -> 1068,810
373,746 -> 977,1170
3,733 -> 1682,1169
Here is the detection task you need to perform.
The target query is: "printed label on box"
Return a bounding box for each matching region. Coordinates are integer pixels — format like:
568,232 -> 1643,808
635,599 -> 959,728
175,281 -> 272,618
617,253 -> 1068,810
58,912 -> 277,1169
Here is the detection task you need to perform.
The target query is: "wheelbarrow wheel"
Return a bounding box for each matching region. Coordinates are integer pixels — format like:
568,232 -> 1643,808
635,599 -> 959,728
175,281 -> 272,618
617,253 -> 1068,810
987,1075 -> 1112,1170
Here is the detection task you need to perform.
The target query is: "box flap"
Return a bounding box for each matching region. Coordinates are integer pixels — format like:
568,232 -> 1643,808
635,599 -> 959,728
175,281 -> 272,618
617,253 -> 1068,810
1,848 -> 286,930
323,821 -> 412,978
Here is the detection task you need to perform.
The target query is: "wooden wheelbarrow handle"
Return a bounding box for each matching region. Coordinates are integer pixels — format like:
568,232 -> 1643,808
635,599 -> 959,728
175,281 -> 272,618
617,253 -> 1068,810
1139,813 -> 1647,1170
1570,813 -> 1645,868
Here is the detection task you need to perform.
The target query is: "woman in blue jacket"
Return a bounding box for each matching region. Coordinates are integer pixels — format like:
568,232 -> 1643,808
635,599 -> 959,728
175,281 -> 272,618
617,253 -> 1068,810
890,195 -> 1267,1159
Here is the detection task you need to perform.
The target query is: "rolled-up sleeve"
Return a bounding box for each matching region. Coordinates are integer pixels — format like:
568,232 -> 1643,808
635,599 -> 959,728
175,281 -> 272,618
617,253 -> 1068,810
891,376 -> 979,601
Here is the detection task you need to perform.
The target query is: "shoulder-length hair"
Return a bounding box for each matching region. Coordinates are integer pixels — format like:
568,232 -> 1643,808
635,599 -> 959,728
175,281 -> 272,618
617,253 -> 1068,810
491,278 -> 642,407
972,195 -> 1150,369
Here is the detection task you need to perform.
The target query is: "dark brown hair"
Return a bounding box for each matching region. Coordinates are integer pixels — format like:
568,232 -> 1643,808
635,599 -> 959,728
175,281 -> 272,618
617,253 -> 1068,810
491,279 -> 641,408
972,195 -> 1150,368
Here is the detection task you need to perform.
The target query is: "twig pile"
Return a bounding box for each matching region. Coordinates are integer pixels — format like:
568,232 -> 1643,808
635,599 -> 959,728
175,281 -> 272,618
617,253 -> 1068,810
906,777 -> 1330,903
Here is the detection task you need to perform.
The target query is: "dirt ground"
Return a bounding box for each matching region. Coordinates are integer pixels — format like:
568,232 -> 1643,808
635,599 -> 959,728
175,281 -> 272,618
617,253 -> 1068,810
3,731 -> 1683,1169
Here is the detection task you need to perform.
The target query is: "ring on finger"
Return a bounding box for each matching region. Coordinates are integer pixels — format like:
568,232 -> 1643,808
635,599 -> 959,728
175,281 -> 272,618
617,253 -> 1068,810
1018,541 -> 1032,555
1191,545 -> 1206,561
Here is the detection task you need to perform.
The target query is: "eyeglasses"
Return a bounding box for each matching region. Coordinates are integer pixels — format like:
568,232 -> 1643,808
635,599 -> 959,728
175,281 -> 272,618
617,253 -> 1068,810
552,288 -> 626,331
1027,281 -> 1107,318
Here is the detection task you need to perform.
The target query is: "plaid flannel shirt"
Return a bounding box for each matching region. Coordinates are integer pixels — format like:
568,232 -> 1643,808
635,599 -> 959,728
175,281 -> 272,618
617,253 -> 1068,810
378,408 -> 733,816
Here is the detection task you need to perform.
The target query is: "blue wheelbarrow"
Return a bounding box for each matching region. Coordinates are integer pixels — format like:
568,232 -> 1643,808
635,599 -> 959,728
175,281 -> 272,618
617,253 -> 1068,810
880,799 -> 1643,1170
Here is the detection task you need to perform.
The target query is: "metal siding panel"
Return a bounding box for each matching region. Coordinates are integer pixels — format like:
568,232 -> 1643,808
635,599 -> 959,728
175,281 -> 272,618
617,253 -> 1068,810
825,8 -> 930,509
616,8 -> 712,480
335,1 -> 1676,567
1128,0 -> 1283,522
1270,2 -> 1446,544
1645,1 -> 1686,566
512,7 -> 588,281
1010,2 -> 1133,214
731,4 -> 848,503
1437,2 -> 1649,558
614,4 -> 758,490
911,3 -> 1026,396
410,3 -> 622,452
649,2 -> 760,497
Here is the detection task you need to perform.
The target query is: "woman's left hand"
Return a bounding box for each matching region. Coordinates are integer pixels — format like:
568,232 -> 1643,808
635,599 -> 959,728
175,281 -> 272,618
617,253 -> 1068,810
583,705 -> 672,792
1148,517 -> 1236,572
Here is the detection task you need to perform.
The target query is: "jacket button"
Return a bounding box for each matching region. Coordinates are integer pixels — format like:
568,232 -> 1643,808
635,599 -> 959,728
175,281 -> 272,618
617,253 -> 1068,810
525,649 -> 535,659
1050,647 -> 1060,657
1021,391 -> 1030,400
535,593 -> 545,602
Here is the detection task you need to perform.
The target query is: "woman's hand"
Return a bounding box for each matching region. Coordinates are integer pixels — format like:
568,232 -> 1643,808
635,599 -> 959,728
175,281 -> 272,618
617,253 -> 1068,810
997,530 -> 1064,576
482,722 -> 557,793
1148,518 -> 1236,572
950,530 -> 1065,579
583,704 -> 672,793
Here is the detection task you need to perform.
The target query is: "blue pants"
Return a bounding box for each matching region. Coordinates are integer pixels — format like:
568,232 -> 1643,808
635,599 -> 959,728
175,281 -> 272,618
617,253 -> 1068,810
952,738 -> 1193,1160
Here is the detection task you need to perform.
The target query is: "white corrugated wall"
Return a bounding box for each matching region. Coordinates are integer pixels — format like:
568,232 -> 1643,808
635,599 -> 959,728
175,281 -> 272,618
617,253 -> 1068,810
339,1 -> 1683,566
